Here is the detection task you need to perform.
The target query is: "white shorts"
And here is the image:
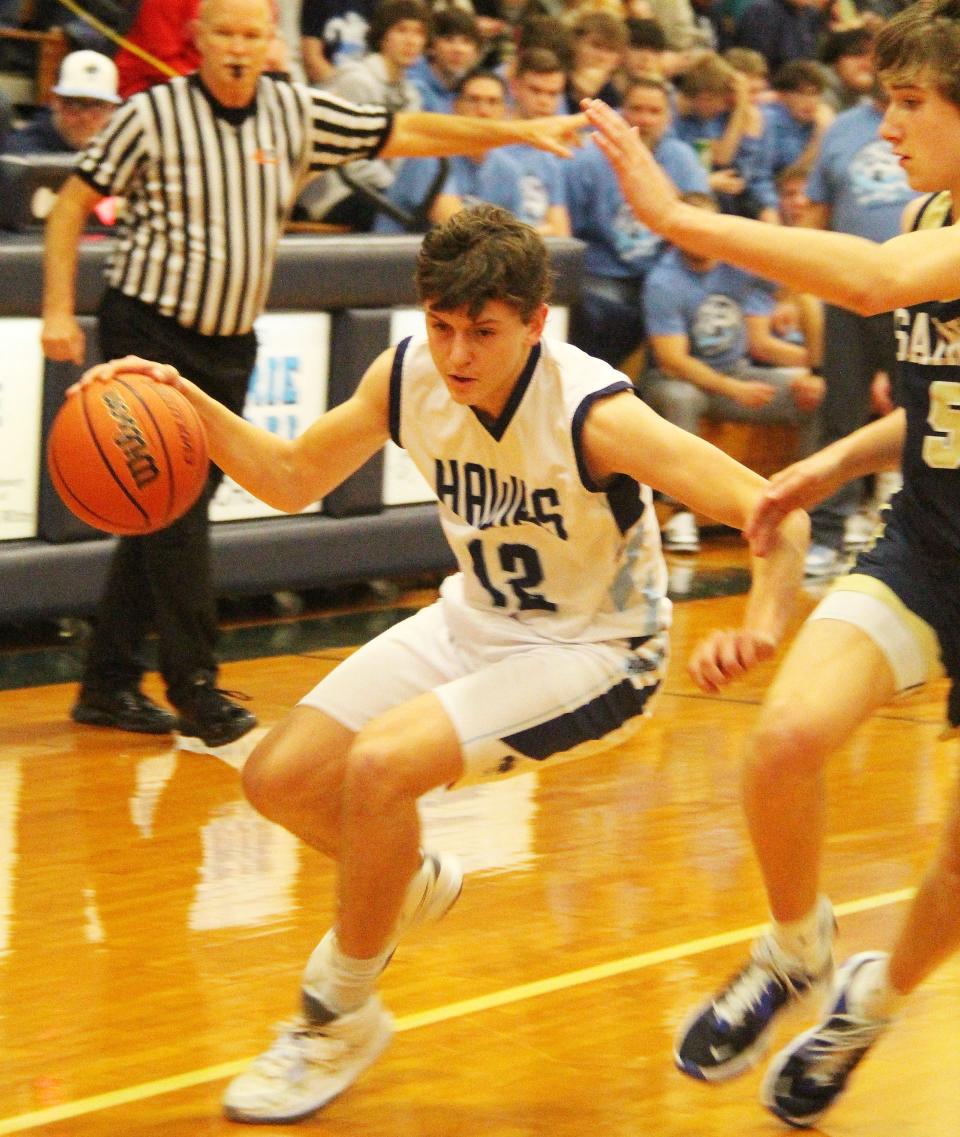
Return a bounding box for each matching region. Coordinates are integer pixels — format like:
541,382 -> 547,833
299,600 -> 668,783
809,574 -> 944,695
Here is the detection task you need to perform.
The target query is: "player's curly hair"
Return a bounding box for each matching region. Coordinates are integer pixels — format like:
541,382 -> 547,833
875,0 -> 960,107
415,205 -> 553,322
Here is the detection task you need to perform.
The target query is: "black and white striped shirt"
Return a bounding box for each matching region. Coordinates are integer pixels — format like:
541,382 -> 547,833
75,73 -> 392,336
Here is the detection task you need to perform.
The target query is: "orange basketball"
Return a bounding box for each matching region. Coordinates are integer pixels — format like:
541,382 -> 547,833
46,374 -> 210,536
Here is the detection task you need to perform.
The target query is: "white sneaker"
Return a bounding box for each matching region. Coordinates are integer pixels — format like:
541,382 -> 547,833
804,543 -> 843,578
222,996 -> 393,1123
662,510 -> 700,553
391,851 -> 464,949
843,510 -> 877,551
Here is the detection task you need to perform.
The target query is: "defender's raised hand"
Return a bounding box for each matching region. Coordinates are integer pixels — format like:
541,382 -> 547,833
582,98 -> 682,230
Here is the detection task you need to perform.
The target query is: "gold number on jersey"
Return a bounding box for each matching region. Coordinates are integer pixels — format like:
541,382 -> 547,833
924,380 -> 960,469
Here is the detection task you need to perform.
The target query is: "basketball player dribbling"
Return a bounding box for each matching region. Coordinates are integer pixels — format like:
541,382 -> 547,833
74,203 -> 807,1123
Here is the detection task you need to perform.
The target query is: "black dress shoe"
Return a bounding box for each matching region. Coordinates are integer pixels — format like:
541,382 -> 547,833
174,678 -> 258,747
72,688 -> 179,734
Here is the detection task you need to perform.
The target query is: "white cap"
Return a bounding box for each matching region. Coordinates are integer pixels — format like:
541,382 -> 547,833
52,51 -> 121,105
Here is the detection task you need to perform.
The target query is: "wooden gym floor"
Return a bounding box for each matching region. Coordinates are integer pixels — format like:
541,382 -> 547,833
0,533 -> 957,1136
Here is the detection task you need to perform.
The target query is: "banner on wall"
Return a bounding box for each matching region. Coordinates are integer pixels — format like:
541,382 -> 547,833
0,319 -> 44,540
210,312 -> 331,523
383,306 -> 569,507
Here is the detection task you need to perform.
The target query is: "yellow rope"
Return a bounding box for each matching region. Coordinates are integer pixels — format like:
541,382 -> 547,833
53,0 -> 180,79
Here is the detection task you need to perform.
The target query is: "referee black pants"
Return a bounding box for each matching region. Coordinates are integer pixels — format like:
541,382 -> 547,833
81,290 -> 257,706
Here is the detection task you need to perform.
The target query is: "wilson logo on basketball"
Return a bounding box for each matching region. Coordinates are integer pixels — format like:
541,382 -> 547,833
167,399 -> 203,465
102,390 -> 161,489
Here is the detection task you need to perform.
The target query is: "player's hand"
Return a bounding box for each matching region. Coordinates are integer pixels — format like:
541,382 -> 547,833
687,627 -> 776,692
67,355 -> 185,395
41,314 -> 85,364
582,98 -> 681,229
744,454 -> 836,555
524,113 -> 588,158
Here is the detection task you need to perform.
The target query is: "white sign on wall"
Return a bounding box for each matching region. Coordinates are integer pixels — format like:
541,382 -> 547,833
382,306 -> 569,506
210,312 -> 331,523
0,319 -> 44,540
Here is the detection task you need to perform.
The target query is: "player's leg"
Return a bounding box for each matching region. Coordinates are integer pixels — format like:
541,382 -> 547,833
225,627 -> 666,1123
675,614 -> 898,1082
762,748 -> 960,1127
224,606 -> 469,1123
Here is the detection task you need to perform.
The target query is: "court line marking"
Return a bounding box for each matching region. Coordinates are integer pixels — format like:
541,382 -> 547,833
0,887 -> 914,1135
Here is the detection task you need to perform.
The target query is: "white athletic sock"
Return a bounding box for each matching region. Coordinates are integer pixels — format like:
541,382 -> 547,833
770,897 -> 833,973
302,930 -> 384,1019
302,857 -> 430,1019
845,955 -> 904,1021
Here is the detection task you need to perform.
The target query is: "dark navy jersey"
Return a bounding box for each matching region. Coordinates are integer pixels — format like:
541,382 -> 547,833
888,191 -> 960,559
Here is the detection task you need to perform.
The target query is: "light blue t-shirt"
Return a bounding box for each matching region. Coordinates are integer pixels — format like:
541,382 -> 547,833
371,157 -> 452,235
565,135 -> 709,278
501,144 -> 567,228
643,248 -> 776,373
805,101 -> 919,242
407,58 -> 456,114
447,151 -> 526,216
670,110 -> 777,210
761,101 -> 813,175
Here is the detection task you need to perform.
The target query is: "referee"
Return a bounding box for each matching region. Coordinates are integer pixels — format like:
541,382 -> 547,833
41,0 -> 585,748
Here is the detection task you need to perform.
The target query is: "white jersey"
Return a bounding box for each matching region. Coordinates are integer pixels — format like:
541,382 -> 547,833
390,334 -> 672,646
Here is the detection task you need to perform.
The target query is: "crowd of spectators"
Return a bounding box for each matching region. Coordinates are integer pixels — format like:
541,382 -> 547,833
0,0 -> 916,568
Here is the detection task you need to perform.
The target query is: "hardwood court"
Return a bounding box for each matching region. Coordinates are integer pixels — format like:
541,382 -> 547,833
0,537 -> 957,1137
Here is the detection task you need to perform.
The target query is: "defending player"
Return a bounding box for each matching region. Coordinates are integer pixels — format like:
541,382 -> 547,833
77,204 -> 806,1123
584,0 -> 960,1125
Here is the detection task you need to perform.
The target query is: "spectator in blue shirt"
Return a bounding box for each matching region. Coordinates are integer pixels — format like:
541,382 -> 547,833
505,48 -> 571,236
373,68 -> 525,233
672,50 -> 778,218
641,191 -> 824,550
566,74 -> 709,367
407,8 -> 483,113
763,59 -> 835,176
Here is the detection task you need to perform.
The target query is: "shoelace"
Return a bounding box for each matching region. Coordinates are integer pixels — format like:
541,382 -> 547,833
198,685 -> 252,702
794,1014 -> 888,1086
252,1018 -> 350,1079
713,939 -> 810,1026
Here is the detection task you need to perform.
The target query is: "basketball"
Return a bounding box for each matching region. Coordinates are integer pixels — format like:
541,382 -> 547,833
46,373 -> 210,536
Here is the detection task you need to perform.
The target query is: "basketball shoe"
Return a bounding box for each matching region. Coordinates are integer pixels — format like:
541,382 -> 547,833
174,674 -> 257,747
761,952 -> 891,1128
222,996 -> 393,1124
674,898 -> 835,1081
72,687 -> 178,734
222,852 -> 463,1123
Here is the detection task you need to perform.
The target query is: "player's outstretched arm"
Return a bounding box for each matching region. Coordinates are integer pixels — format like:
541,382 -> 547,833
582,98 -> 960,314
72,352 -> 392,514
583,390 -> 808,692
745,408 -> 907,556
387,110 -> 587,160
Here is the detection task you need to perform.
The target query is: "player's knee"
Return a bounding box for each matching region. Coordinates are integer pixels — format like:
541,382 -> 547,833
343,731 -> 412,815
749,706 -> 829,783
241,735 -> 304,817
